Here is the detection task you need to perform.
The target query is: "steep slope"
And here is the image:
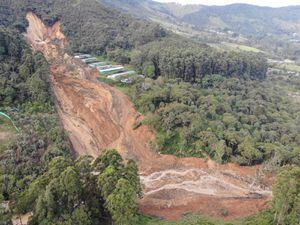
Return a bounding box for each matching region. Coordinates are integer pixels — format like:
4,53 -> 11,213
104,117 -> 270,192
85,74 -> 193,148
24,12 -> 273,220
100,0 -> 173,19
1,0 -> 167,54
24,11 -> 157,164
100,0 -> 203,22
100,0 -> 204,29
99,0 -> 199,25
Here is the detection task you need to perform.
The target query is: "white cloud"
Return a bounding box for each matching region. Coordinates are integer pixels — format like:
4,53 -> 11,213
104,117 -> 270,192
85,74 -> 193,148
154,0 -> 300,7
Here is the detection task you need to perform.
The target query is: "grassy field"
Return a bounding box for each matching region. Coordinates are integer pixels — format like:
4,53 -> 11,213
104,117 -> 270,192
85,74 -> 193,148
210,42 -> 262,53
224,43 -> 262,53
276,63 -> 300,73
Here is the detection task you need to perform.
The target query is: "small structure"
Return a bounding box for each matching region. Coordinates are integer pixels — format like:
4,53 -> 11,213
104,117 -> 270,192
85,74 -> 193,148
89,62 -> 106,68
284,59 -> 295,64
99,66 -> 124,75
74,54 -> 91,59
81,57 -> 99,64
74,54 -> 138,82
107,70 -> 135,80
97,65 -> 114,70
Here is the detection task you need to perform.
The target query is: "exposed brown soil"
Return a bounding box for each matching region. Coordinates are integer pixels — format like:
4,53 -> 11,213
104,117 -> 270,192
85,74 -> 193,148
24,12 -> 273,221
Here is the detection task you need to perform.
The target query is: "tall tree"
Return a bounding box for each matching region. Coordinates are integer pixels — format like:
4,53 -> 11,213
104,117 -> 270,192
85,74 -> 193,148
98,166 -> 121,200
93,149 -> 123,172
124,159 -> 142,197
106,179 -> 137,225
272,165 -> 300,225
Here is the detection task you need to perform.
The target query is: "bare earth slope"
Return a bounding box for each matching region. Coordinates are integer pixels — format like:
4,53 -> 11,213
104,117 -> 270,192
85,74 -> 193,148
24,12 -> 272,220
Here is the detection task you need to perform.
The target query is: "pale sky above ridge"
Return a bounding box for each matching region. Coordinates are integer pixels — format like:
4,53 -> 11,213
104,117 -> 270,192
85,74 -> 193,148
154,0 -> 300,7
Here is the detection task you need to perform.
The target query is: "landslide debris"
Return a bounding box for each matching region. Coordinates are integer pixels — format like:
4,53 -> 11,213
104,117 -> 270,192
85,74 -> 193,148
24,12 -> 272,220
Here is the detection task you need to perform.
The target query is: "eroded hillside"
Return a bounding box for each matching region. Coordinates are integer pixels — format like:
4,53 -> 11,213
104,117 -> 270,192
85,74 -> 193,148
24,12 -> 273,220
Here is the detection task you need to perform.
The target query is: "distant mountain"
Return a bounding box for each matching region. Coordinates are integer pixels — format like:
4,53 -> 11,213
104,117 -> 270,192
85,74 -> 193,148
100,0 -> 175,20
99,0 -> 204,26
181,4 -> 300,36
100,0 -> 300,37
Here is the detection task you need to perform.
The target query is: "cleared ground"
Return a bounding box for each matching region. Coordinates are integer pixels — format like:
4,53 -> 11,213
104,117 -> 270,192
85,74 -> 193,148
209,42 -> 262,53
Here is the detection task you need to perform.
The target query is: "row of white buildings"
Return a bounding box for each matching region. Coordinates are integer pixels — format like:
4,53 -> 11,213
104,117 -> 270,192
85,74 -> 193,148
74,54 -> 136,82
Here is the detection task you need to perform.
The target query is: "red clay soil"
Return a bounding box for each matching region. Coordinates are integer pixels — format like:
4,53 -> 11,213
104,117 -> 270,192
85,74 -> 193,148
24,12 -> 273,221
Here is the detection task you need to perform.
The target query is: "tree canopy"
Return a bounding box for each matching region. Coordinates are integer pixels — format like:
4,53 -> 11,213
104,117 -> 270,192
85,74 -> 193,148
272,165 -> 300,225
14,150 -> 142,225
132,38 -> 268,81
129,76 -> 300,166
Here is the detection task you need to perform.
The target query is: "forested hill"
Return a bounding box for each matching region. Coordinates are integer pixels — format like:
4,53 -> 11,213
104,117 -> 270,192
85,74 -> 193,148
100,0 -> 300,37
180,4 -> 300,36
132,38 -> 267,81
0,0 -> 167,54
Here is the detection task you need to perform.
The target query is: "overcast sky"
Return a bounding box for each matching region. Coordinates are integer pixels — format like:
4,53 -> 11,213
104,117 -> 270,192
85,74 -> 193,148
154,0 -> 300,7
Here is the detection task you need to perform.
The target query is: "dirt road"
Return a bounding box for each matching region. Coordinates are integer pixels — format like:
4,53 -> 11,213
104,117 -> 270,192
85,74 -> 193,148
24,12 -> 272,220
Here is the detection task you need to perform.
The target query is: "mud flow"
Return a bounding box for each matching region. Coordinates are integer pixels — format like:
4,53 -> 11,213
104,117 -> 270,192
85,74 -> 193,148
24,12 -> 273,220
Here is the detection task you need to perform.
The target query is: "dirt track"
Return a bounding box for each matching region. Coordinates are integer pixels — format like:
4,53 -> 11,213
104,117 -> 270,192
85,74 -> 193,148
24,12 -> 273,220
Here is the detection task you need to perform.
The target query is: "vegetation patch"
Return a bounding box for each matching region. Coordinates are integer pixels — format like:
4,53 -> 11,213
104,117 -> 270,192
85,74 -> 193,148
136,210 -> 275,225
132,38 -> 267,82
0,117 -> 16,154
129,76 -> 300,166
213,42 -> 263,53
276,63 -> 300,73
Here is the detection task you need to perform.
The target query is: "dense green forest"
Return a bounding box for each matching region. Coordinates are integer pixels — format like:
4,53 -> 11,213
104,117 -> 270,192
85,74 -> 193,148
125,76 -> 300,166
0,27 -> 70,223
15,150 -> 141,225
131,38 -> 267,81
0,29 -> 52,108
0,28 -> 70,198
